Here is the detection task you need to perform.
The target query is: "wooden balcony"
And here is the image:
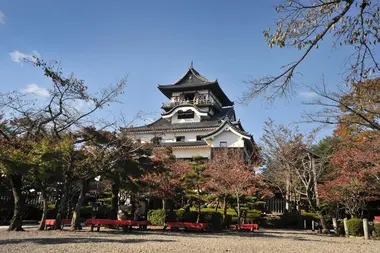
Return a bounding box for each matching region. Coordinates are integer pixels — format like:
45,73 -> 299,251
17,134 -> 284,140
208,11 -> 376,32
161,99 -> 219,111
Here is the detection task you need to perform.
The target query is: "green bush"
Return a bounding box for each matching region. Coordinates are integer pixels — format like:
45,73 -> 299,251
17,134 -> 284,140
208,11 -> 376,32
175,210 -> 223,230
223,214 -> 232,227
203,212 -> 223,230
148,209 -> 166,225
176,208 -> 185,220
347,218 -> 364,237
374,223 -> 380,237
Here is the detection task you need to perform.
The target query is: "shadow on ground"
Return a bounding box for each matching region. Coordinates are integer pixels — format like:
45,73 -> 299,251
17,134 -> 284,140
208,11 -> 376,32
91,229 -> 339,243
0,237 -> 176,245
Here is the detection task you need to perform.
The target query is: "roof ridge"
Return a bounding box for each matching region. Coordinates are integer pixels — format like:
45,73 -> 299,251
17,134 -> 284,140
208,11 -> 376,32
169,65 -> 215,85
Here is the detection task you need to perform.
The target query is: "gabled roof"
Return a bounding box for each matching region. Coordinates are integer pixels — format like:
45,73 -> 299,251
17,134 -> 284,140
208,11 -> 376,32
201,120 -> 252,139
171,62 -> 213,85
125,107 -> 236,133
158,64 -> 234,107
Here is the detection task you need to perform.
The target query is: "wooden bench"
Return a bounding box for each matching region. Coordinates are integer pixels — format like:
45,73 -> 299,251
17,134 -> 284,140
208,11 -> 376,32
44,219 -> 72,230
234,223 -> 259,232
165,222 -> 208,231
84,219 -> 151,232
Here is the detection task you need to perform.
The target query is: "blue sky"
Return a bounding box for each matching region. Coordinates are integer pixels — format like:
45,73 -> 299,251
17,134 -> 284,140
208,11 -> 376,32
0,0 -> 368,142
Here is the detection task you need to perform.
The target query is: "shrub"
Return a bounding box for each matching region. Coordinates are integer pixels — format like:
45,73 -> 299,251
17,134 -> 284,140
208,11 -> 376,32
347,218 -> 364,237
175,210 -> 223,230
223,214 -> 232,227
176,208 -> 185,220
374,223 -> 380,238
148,209 -> 166,225
203,212 -> 223,230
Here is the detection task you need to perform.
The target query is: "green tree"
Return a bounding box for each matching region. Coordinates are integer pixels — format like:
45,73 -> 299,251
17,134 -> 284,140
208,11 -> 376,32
29,137 -> 63,230
183,156 -> 208,223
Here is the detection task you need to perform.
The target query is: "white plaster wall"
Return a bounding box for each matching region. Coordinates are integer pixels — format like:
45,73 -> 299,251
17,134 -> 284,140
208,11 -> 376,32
132,129 -> 215,143
171,110 -> 201,123
209,130 -> 245,148
173,147 -> 211,159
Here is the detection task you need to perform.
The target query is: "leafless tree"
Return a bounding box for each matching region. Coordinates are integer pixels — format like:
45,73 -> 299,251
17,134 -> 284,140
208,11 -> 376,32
242,0 -> 380,102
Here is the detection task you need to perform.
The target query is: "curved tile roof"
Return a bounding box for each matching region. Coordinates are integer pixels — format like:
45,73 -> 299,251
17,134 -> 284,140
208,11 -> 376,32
126,107 -> 236,132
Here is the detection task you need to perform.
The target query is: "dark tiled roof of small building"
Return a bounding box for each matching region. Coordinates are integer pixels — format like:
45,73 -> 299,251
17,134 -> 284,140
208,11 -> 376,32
155,140 -> 209,148
126,107 -> 236,133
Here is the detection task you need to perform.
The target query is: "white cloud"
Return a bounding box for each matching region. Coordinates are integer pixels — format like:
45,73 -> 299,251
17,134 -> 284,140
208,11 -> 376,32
0,11 -> 5,24
9,50 -> 40,63
299,91 -> 317,98
23,84 -> 49,97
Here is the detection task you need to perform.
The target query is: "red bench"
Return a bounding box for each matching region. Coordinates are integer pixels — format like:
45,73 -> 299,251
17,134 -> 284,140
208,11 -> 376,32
374,216 -> 380,222
165,222 -> 208,231
44,219 -> 72,230
234,223 -> 259,232
84,219 -> 151,232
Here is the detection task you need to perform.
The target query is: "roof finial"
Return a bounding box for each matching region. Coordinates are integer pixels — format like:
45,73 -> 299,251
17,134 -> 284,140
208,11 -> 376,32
190,60 -> 193,68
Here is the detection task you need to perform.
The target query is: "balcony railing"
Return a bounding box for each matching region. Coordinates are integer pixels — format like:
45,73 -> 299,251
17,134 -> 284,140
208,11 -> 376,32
162,99 -> 216,108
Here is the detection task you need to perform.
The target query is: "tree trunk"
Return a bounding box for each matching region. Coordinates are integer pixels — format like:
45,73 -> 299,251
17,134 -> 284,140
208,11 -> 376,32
109,179 -> 120,220
196,185 -> 201,223
71,179 -> 87,230
311,157 -> 320,207
8,175 -> 24,231
318,211 -> 329,234
38,191 -> 48,230
223,196 -> 228,227
236,195 -> 241,229
55,179 -> 69,229
215,199 -> 219,212
285,172 -> 291,212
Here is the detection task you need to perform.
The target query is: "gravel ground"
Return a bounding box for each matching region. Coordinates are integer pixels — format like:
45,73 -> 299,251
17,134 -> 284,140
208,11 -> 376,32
0,227 -> 379,253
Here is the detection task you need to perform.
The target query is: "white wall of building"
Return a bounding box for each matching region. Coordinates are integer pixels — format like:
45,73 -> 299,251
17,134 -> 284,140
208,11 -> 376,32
173,147 -> 211,159
132,129 -> 214,143
171,108 -> 202,124
208,129 -> 245,148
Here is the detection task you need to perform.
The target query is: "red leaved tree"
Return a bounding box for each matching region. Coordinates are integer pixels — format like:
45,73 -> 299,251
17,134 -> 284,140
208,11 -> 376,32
140,148 -> 190,212
319,131 -> 380,217
207,148 -> 259,228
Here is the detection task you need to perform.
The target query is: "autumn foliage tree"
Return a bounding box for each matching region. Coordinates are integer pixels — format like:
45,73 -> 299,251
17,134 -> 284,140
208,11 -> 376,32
319,129 -> 380,217
140,148 -> 190,214
207,149 -> 259,228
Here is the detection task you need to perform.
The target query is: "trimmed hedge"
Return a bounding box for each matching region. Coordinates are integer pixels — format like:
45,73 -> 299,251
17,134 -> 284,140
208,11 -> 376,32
148,209 -> 166,225
147,209 -> 224,229
374,223 -> 380,237
347,218 -> 363,237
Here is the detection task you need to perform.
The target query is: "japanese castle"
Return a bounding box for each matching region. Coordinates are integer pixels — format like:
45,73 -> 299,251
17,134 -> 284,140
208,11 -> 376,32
127,63 -> 258,161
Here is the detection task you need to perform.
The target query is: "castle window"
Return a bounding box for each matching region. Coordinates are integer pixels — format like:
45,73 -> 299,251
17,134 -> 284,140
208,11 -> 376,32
196,135 -> 202,141
176,136 -> 185,142
220,141 -> 227,147
151,137 -> 162,145
177,110 -> 194,119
